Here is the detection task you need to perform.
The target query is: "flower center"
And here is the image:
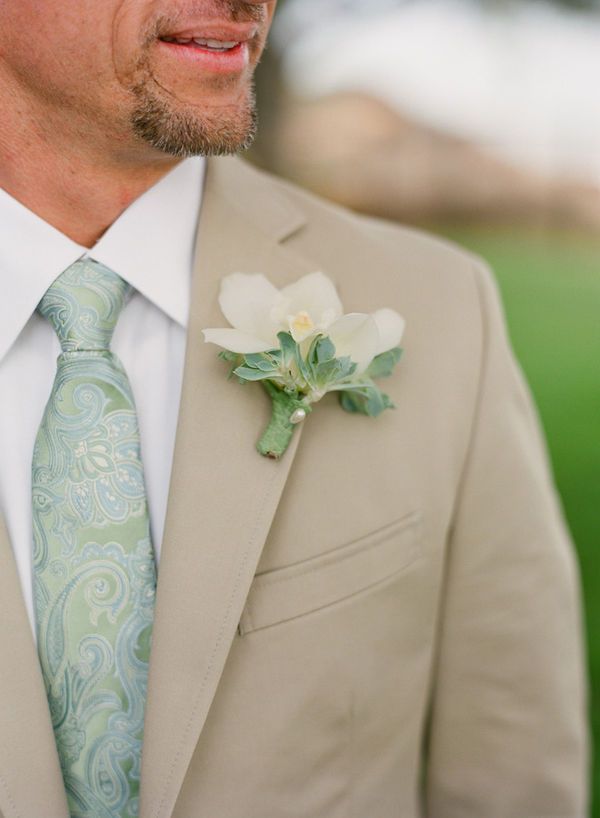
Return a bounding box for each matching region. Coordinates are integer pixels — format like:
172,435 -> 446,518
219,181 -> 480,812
288,311 -> 316,342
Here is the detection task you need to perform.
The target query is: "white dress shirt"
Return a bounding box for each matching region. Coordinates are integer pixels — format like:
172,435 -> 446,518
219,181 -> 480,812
0,157 -> 206,637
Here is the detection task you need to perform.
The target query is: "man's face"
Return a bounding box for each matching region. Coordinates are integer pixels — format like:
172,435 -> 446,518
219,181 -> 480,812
0,0 -> 277,158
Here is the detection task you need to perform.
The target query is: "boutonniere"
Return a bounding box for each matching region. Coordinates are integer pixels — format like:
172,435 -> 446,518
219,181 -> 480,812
203,272 -> 405,459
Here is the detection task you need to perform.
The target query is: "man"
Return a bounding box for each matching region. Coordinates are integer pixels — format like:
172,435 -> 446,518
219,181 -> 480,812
0,1 -> 588,817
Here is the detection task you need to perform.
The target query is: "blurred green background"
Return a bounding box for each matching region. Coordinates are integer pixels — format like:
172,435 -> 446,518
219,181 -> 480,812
253,0 -> 600,809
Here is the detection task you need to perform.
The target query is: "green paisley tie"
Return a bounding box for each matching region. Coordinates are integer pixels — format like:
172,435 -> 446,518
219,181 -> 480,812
32,259 -> 156,818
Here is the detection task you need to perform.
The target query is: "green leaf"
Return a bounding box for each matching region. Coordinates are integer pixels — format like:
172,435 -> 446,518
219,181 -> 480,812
294,340 -> 315,389
366,347 -> 403,380
313,335 -> 336,364
314,358 -> 343,385
311,354 -> 355,388
306,335 -> 324,387
277,332 -> 297,370
306,335 -> 359,390
233,366 -> 279,383
336,355 -> 357,381
339,382 -> 395,417
243,352 -> 281,372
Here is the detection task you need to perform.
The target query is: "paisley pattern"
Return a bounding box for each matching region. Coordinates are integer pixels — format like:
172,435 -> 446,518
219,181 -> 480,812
32,260 -> 156,818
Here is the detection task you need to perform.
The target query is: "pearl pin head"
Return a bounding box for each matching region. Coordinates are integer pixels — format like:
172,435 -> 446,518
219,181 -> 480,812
290,408 -> 307,425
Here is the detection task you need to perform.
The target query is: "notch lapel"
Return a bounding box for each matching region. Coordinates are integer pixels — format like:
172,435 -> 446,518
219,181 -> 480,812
0,514 -> 69,818
140,158 -> 312,818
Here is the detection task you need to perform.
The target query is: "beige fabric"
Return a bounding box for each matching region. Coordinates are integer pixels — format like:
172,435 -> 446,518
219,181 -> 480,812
0,156 -> 588,818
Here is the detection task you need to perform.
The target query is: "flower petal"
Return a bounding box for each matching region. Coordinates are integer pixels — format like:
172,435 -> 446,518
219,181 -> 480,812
218,273 -> 280,342
202,328 -> 276,354
327,313 -> 379,374
279,272 -> 344,329
372,308 -> 406,355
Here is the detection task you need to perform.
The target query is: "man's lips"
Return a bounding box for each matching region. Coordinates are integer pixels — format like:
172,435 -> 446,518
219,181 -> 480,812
156,22 -> 258,72
156,39 -> 251,74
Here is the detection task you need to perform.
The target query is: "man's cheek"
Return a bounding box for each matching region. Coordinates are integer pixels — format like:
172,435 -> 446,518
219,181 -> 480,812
111,0 -> 156,83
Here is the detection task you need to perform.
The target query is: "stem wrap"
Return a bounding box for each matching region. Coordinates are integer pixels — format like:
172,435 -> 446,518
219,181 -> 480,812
258,381 -> 308,459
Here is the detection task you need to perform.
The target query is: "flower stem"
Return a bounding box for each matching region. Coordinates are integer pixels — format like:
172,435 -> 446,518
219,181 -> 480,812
258,381 -> 308,459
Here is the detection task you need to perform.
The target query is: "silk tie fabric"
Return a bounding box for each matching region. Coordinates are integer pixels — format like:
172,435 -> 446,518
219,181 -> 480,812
31,259 -> 156,818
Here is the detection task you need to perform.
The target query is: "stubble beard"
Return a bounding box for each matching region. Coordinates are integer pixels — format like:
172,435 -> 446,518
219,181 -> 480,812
129,74 -> 258,158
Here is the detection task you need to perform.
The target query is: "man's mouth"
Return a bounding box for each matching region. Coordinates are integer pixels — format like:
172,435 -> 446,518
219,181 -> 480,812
154,21 -> 260,74
158,22 -> 258,52
160,36 -> 242,54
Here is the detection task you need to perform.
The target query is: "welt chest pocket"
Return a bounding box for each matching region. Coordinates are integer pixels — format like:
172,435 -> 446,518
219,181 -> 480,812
239,510 -> 422,635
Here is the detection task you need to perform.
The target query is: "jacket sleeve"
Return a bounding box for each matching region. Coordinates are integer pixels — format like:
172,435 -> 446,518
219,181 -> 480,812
424,259 -> 590,817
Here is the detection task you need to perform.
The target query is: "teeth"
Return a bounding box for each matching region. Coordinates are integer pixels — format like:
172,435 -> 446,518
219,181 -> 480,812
193,38 -> 239,50
161,35 -> 240,50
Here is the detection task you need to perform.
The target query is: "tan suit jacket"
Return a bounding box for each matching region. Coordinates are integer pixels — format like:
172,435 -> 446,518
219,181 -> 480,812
0,157 -> 588,818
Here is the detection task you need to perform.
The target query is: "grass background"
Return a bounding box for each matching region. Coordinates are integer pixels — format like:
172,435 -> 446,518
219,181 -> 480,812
440,225 -> 600,814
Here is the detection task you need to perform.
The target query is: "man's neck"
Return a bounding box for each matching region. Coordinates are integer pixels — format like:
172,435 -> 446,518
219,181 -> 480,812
0,82 -> 180,248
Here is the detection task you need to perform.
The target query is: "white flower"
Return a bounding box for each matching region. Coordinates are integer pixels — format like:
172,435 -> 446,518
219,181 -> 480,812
203,271 -> 405,374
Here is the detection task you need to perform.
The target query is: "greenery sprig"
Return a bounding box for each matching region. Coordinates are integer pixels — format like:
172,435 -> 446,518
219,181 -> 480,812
220,331 -> 402,458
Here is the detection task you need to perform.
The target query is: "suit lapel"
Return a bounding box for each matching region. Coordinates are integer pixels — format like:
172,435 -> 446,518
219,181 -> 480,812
0,515 -> 69,818
140,157 -> 312,818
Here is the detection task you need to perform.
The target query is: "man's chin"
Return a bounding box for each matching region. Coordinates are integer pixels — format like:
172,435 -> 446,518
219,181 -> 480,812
129,85 -> 258,158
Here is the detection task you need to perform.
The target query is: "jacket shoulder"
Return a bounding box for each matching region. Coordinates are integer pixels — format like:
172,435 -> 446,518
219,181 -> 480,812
235,158 -> 488,291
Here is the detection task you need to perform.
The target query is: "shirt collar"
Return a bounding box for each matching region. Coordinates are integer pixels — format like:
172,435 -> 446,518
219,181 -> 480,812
0,156 -> 205,363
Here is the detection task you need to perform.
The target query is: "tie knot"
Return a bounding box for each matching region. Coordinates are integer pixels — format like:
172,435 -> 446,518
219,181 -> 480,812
37,259 -> 132,352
